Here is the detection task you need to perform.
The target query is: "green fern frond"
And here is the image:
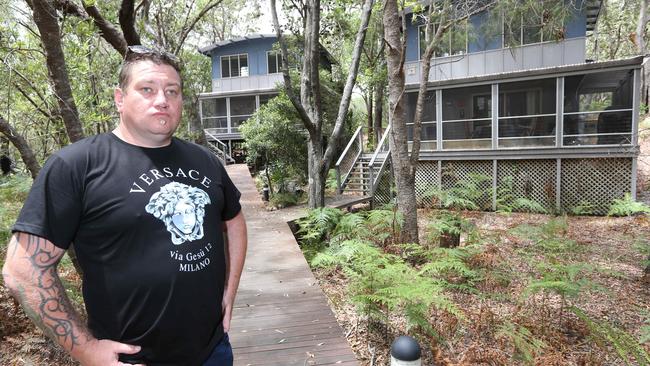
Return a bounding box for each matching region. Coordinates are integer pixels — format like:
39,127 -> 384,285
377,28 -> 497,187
571,306 -> 650,365
608,194 -> 650,217
496,321 -> 546,364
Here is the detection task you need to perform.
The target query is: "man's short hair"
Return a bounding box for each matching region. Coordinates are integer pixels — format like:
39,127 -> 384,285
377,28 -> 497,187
118,45 -> 182,90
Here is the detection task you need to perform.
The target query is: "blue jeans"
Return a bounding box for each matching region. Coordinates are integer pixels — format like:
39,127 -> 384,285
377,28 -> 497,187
203,333 -> 233,366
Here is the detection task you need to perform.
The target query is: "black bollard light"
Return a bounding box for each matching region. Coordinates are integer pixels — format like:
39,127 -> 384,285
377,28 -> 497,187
390,335 -> 422,366
262,184 -> 270,201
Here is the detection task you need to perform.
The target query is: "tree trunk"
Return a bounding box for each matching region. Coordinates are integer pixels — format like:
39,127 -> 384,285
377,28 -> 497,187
31,0 -> 85,143
307,135 -> 326,208
0,115 -> 41,179
367,90 -> 374,145
383,0 -> 418,243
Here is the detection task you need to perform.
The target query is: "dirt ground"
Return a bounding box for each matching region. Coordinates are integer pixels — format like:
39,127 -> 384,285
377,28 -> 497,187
315,212 -> 649,365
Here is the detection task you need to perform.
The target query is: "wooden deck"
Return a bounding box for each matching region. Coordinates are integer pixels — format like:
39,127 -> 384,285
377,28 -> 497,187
225,164 -> 358,366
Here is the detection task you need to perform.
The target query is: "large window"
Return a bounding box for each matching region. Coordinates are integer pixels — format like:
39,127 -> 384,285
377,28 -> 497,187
221,54 -> 248,78
229,96 -> 256,133
498,78 -> 556,148
267,52 -> 281,74
405,91 -> 436,150
442,85 -> 492,149
563,70 -> 634,146
504,10 -> 558,47
419,20 -> 468,59
201,98 -> 228,133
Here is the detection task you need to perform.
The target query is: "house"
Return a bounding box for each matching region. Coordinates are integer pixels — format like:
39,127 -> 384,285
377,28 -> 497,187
335,0 -> 643,214
197,34 -> 334,164
198,34 -> 282,163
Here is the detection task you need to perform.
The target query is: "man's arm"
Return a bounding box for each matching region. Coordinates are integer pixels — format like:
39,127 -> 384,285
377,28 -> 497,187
221,211 -> 247,332
2,232 -> 142,366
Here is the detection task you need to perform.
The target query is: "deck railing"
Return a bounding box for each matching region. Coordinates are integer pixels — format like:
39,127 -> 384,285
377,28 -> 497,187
204,130 -> 233,165
335,126 -> 364,194
369,124 -> 391,195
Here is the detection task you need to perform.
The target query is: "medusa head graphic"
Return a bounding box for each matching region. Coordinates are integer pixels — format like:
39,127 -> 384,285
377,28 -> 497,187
145,182 -> 211,245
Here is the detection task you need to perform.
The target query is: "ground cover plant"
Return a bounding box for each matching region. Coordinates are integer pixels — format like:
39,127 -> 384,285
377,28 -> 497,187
297,207 -> 650,365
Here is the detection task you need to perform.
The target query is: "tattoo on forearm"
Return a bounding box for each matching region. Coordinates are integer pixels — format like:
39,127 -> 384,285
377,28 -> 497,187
7,233 -> 89,351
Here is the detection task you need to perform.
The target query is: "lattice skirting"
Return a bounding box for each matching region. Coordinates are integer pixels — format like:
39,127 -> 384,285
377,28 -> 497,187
374,158 -> 634,215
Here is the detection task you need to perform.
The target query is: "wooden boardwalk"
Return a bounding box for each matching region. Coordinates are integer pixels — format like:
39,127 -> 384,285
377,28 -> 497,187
225,164 -> 358,366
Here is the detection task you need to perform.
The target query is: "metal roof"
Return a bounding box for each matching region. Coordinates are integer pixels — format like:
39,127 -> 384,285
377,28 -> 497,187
198,34 -> 277,55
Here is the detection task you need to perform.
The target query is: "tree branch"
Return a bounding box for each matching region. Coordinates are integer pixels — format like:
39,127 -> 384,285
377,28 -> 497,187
173,0 -> 225,55
270,0 -> 316,134
323,0 -> 375,169
119,0 -> 141,45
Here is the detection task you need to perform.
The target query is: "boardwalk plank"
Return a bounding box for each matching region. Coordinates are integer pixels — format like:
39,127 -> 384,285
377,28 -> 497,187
226,164 -> 357,365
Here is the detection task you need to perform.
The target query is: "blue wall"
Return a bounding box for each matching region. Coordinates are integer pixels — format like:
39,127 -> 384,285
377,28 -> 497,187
209,37 -> 277,79
405,3 -> 588,62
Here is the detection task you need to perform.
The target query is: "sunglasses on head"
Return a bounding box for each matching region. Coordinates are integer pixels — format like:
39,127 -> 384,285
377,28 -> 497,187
125,45 -> 180,65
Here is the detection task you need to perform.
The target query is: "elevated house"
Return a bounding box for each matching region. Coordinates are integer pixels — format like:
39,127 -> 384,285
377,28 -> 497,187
197,34 -> 282,164
335,0 -> 643,214
197,34 -> 334,164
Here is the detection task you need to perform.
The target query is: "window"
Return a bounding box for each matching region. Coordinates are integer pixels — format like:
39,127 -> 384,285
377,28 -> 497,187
259,93 -> 278,106
221,54 -> 248,78
201,98 -> 228,133
498,78 -> 556,148
503,7 -> 561,47
267,52 -> 281,74
442,85 -> 492,149
419,20 -> 468,59
563,70 -> 633,146
405,91 -> 437,151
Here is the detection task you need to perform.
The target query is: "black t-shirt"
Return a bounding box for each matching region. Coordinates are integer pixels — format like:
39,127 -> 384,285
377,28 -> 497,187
13,133 -> 241,365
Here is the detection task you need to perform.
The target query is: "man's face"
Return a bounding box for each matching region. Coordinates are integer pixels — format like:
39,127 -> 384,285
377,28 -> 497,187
114,60 -> 183,147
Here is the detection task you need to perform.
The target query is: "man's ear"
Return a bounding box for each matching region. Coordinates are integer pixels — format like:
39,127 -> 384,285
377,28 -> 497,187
114,88 -> 124,111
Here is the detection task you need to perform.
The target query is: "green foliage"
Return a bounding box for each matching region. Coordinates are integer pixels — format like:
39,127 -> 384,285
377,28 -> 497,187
297,207 -> 345,247
426,211 -> 465,242
608,194 -> 650,217
496,321 -> 547,365
427,173 -> 491,211
0,175 -> 31,248
524,262 -> 598,304
418,246 -> 481,290
365,208 -> 402,245
569,200 -> 597,216
510,216 -> 582,257
571,306 -> 650,366
240,91 -> 308,189
268,192 -> 302,209
641,310 -> 650,345
496,176 -> 547,214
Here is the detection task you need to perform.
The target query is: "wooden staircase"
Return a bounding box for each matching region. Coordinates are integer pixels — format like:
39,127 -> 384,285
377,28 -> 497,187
342,154 -> 374,195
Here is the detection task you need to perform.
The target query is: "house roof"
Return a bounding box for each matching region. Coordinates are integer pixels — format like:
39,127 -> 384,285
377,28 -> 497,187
410,55 -> 644,90
198,34 -> 277,55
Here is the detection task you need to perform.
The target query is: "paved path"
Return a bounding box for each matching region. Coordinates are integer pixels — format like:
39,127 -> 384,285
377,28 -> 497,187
225,164 -> 358,366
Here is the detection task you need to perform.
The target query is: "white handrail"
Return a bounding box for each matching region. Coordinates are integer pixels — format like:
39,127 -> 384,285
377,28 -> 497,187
335,125 -> 363,167
369,124 -> 391,167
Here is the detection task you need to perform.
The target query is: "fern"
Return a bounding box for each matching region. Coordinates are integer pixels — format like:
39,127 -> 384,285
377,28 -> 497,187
496,321 -> 547,365
332,212 -> 368,242
608,193 -> 650,216
296,207 -> 344,246
496,175 -> 547,214
571,306 -> 650,366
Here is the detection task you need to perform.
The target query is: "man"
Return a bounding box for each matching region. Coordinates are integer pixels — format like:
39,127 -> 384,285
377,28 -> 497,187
2,46 -> 247,366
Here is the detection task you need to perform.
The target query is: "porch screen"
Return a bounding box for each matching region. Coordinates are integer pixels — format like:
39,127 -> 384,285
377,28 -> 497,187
498,78 -> 556,148
442,85 -> 491,149
405,91 -> 436,151
229,95 -> 256,133
563,70 -> 633,146
201,97 -> 228,134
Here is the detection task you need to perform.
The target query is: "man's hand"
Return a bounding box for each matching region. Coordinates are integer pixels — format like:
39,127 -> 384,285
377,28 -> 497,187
74,339 -> 144,366
222,211 -> 247,332
221,291 -> 235,332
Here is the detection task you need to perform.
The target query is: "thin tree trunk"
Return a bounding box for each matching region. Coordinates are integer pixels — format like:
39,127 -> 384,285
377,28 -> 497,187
0,115 -> 40,179
31,0 -> 85,143
638,0 -> 649,109
383,0 -> 418,243
307,136 -> 326,207
367,90 -> 374,145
